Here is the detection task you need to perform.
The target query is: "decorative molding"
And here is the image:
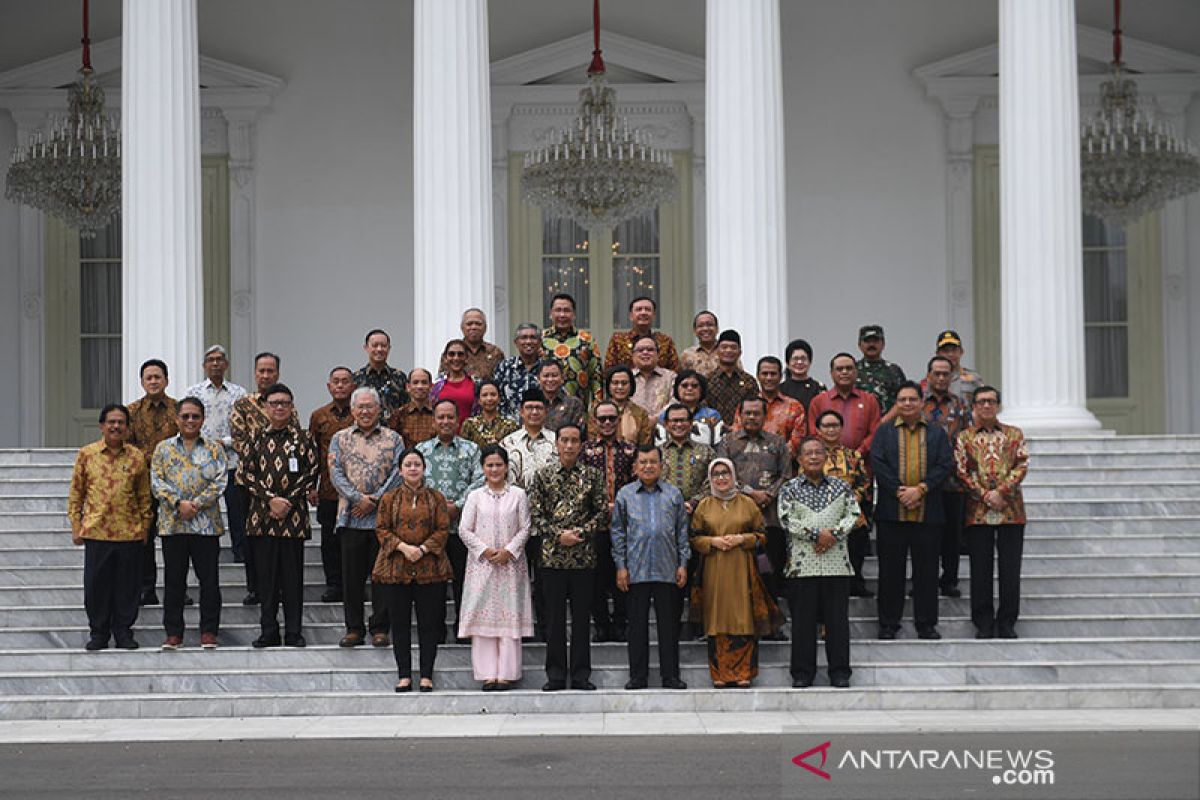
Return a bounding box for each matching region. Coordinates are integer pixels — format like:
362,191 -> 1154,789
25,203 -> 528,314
491,29 -> 703,86
21,292 -> 41,320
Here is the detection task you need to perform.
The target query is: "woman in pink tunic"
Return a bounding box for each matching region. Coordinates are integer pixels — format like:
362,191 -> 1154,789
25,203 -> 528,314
457,444 -> 533,690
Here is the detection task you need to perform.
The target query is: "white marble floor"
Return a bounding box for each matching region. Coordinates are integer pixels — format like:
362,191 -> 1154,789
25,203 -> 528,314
0,708 -> 1197,744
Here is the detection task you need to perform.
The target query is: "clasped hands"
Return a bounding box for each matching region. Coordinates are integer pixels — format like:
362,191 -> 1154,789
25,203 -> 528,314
709,533 -> 747,552
480,547 -> 514,565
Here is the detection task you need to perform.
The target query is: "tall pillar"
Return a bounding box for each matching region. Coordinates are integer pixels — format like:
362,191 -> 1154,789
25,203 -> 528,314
413,0 -> 494,372
121,0 -> 203,401
998,0 -> 1100,431
705,0 -> 787,363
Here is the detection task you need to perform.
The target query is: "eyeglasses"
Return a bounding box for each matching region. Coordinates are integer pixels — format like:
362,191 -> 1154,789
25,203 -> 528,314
595,415 -> 618,422
678,382 -> 701,389
446,351 -> 466,358
266,399 -> 293,408
667,417 -> 691,425
974,398 -> 999,406
178,413 -> 203,421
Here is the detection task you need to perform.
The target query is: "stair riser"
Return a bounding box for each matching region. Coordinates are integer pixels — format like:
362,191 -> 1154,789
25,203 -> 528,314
3,685 -> 1198,720
1029,469 -> 1200,483
1023,485 -> 1200,501
0,451 -> 77,466
1026,438 -> 1200,454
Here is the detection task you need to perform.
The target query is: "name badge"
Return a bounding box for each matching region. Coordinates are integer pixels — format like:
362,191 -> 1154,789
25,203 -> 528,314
288,457 -> 299,472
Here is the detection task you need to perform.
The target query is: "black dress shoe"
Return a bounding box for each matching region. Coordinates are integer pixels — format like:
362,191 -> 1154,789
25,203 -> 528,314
242,591 -> 260,606
940,586 -> 962,598
320,588 -> 342,603
183,594 -> 195,606
593,627 -> 613,643
394,681 -> 412,693
792,677 -> 813,688
763,631 -> 788,642
975,627 -> 995,639
482,681 -> 498,692
917,627 -> 942,640
284,634 -> 306,648
571,681 -> 597,691
830,675 -> 851,689
849,581 -> 875,598
662,677 -> 687,690
997,626 -> 1018,639
252,634 -> 281,648
419,683 -> 434,693
139,591 -> 159,606
877,627 -> 897,640
542,681 -> 566,692
624,678 -> 647,690
114,638 -> 139,650
85,637 -> 108,651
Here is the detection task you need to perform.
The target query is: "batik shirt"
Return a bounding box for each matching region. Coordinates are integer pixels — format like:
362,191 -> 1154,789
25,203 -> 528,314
679,344 -> 740,376
150,435 -> 228,536
308,402 -> 353,502
389,401 -> 436,450
417,436 -> 484,534
631,367 -> 676,418
231,392 -> 300,485
493,356 -> 543,420
954,423 -> 1029,526
707,368 -> 761,427
185,378 -> 247,467
243,426 -> 319,539
734,393 -> 806,457
329,424 -> 403,529
439,341 -> 505,380
528,462 -> 607,569
500,427 -> 558,489
460,414 -> 519,448
580,437 -> 637,506
660,438 -> 714,505
604,330 -> 680,372
545,391 -> 586,434
822,444 -> 871,529
353,364 -> 409,425
923,390 -> 971,491
542,327 -> 603,409
127,395 -> 178,457
716,429 -> 791,527
778,474 -> 860,578
611,480 -> 690,584
68,441 -> 152,542
856,358 -> 908,414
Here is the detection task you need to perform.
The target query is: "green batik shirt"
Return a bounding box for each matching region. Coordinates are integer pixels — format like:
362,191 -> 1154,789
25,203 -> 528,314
855,358 -> 908,414
416,436 -> 484,534
542,326 -> 603,410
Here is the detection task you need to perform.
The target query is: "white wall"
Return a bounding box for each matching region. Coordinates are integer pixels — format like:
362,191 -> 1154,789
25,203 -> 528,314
0,112 -> 22,445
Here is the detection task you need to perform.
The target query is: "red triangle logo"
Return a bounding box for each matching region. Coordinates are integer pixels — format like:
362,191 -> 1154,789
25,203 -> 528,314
792,740 -> 833,781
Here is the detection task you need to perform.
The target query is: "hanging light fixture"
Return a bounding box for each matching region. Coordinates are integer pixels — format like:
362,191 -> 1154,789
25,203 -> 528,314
1080,0 -> 1200,226
5,0 -> 121,237
521,0 -> 678,229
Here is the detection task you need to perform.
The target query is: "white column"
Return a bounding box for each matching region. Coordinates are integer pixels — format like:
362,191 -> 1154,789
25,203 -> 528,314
413,0 -> 494,372
942,98 -> 978,364
998,0 -> 1100,431
705,0 -> 787,363
121,0 -> 203,401
11,112 -> 46,446
226,111 -> 259,385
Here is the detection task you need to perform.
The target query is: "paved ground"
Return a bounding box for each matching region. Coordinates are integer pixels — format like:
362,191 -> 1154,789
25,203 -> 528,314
0,729 -> 1197,800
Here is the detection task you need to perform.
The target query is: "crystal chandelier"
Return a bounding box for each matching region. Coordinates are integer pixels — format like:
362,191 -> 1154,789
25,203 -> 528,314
1080,0 -> 1200,226
4,0 -> 121,237
521,0 -> 678,229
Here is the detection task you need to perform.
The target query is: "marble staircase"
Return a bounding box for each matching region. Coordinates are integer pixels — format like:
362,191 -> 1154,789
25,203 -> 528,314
0,435 -> 1198,719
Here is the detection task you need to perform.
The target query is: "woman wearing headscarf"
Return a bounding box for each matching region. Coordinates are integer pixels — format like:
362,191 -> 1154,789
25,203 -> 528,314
457,445 -> 534,691
688,458 -> 783,687
374,448 -> 452,692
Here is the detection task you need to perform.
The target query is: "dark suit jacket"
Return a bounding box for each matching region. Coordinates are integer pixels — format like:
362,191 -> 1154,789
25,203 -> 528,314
869,418 -> 954,524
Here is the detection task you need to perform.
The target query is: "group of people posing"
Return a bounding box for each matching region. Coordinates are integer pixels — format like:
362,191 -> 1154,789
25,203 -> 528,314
67,294 -> 1029,692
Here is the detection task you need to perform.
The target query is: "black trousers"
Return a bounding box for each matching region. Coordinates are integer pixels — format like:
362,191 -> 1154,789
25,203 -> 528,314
966,524 -> 1025,631
591,530 -> 626,630
250,536 -> 305,638
939,492 -> 965,589
141,505 -> 159,592
83,539 -> 143,644
447,534 -> 468,628
340,528 -> 389,635
382,581 -> 445,679
316,499 -> 342,589
626,581 -> 681,682
525,536 -> 545,632
787,576 -> 851,683
162,535 -> 221,637
848,526 -> 871,584
224,478 -> 255,593
542,568 -> 595,684
763,525 -> 787,599
876,520 -> 939,631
